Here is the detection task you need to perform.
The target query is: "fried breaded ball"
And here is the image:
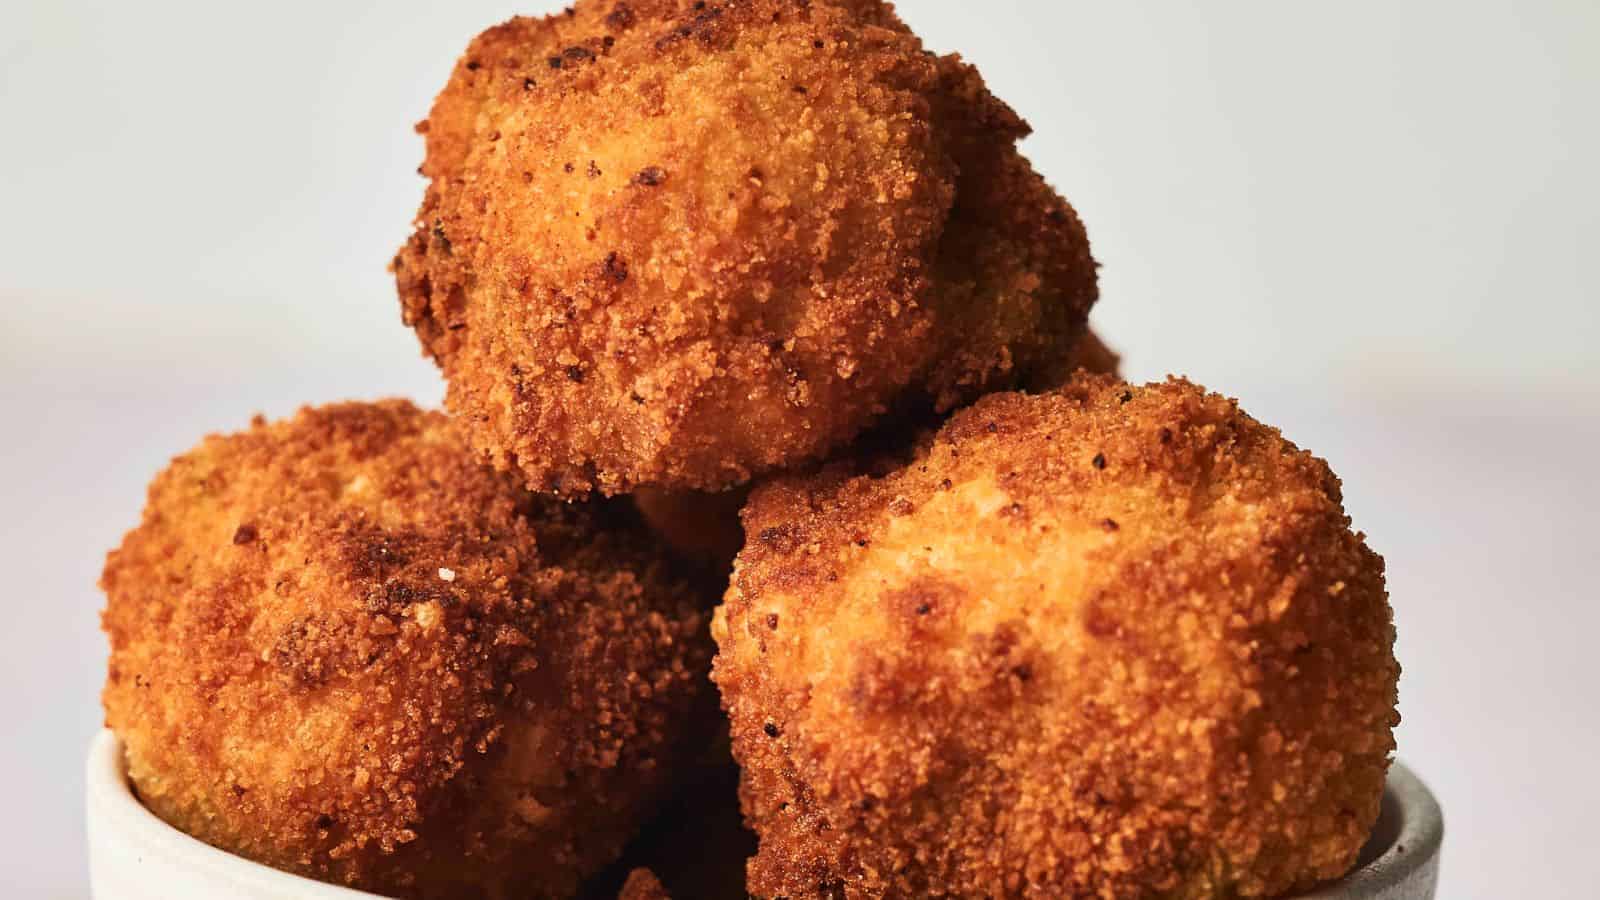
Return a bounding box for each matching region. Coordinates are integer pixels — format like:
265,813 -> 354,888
712,376 -> 1399,898
101,400 -> 712,899
394,0 -> 1097,495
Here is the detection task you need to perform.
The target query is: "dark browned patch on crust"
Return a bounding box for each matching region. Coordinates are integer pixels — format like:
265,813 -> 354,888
884,576 -> 963,627
605,3 -> 636,32
654,3 -> 726,51
603,252 -> 629,283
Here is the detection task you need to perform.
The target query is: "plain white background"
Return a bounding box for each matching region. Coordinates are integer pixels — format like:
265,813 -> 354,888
1,1 -> 1595,896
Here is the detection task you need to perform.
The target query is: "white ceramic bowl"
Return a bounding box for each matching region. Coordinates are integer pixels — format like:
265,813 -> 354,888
86,729 -> 1441,898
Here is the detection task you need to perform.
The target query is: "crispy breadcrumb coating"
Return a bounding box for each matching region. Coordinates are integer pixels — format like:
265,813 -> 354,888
713,376 -> 1399,898
623,334 -> 1116,579
394,0 -> 1096,495
101,400 -> 712,898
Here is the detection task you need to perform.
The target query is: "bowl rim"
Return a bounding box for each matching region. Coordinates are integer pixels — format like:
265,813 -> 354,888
1300,757 -> 1445,898
86,728 -> 1441,898
86,728 -> 382,898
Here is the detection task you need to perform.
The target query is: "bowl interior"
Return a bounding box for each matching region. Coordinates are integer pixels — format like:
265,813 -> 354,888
86,730 -> 1440,899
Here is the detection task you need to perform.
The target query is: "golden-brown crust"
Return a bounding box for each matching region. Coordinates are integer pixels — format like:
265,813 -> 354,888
712,375 -> 1399,898
101,400 -> 712,898
394,0 -> 1096,495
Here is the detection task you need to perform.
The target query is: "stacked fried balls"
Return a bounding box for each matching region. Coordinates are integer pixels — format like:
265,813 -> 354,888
101,2 -> 1399,898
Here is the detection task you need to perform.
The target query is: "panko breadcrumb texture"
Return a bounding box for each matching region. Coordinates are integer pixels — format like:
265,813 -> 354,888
713,376 -> 1399,898
101,400 -> 712,899
394,0 -> 1097,495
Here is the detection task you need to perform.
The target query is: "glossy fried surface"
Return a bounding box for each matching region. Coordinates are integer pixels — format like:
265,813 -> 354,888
394,0 -> 1096,495
101,400 -> 712,898
713,376 -> 1399,898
